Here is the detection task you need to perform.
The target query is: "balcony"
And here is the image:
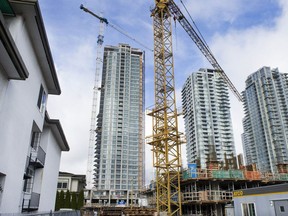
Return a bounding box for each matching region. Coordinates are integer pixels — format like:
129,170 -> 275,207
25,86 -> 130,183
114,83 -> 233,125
30,146 -> 46,168
22,192 -> 40,212
23,156 -> 33,179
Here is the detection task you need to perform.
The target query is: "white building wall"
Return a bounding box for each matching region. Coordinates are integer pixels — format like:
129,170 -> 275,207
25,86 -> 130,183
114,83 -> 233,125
234,193 -> 288,216
71,180 -> 79,192
37,127 -> 62,212
0,14 -> 48,213
0,70 -> 9,112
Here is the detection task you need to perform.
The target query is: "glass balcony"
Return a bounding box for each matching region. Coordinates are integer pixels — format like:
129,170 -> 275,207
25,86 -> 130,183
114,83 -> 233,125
22,192 -> 40,212
30,146 -> 46,168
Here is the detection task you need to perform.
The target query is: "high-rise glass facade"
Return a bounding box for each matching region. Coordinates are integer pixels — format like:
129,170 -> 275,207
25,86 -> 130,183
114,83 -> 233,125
242,66 -> 288,173
94,44 -> 145,191
182,68 -> 236,168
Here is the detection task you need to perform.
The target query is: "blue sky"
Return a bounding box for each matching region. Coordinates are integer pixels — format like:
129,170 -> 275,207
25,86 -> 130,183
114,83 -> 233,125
42,0 -> 288,184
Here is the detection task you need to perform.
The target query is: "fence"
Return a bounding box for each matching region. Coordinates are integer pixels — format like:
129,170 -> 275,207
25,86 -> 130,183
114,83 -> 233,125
0,210 -> 80,216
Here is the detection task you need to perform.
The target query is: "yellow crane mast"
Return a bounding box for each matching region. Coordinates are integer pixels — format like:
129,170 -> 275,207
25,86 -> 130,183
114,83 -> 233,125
147,0 -> 183,215
148,0 -> 242,215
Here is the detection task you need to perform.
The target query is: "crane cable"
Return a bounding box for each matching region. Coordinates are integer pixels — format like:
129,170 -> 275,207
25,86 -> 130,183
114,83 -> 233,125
179,0 -> 212,53
108,22 -> 153,52
80,4 -> 153,52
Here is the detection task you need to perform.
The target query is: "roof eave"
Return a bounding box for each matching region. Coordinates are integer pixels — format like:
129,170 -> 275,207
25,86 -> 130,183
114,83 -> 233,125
9,0 -> 61,94
0,10 -> 29,79
45,112 -> 69,151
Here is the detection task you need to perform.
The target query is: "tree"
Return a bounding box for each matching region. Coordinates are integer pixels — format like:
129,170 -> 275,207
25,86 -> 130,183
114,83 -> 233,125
71,192 -> 77,210
77,190 -> 84,210
55,191 -> 60,211
64,190 -> 71,208
59,190 -> 65,209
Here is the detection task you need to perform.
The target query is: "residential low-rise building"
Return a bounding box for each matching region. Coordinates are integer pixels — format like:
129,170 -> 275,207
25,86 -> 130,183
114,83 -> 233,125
57,172 -> 86,193
0,0 -> 69,213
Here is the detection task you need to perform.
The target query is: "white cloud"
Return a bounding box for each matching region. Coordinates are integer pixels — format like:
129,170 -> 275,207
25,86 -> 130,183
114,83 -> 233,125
46,37 -> 97,175
183,0 -> 246,24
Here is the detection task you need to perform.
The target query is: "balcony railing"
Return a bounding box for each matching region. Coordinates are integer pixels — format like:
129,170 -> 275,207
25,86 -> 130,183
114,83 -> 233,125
24,156 -> 34,179
30,146 -> 46,168
22,192 -> 40,211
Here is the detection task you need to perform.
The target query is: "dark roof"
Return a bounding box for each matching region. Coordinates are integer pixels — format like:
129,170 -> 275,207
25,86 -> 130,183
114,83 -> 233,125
59,171 -> 86,180
234,183 -> 288,197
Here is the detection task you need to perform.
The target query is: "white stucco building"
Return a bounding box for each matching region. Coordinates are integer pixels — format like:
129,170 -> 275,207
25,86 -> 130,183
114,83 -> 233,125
57,172 -> 86,193
0,0 -> 69,213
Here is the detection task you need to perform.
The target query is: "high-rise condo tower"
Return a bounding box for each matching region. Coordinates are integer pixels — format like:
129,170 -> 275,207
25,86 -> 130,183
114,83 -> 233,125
242,66 -> 288,173
182,68 -> 236,169
94,44 -> 145,199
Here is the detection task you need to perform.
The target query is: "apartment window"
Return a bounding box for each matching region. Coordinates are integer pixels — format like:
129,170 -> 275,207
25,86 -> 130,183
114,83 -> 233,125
37,85 -> 47,114
30,132 -> 41,149
0,174 -> 5,206
23,178 -> 33,193
242,203 -> 256,216
57,181 -> 68,189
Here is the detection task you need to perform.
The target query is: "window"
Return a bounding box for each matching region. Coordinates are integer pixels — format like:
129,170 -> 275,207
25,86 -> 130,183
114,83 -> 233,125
23,178 -> 33,193
37,85 -> 47,114
30,132 -> 41,149
0,175 -> 5,206
57,181 -> 68,189
242,203 -> 256,216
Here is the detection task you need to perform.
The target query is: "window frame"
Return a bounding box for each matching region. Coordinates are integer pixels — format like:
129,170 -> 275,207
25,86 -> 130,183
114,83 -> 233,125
241,202 -> 257,216
37,85 -> 47,114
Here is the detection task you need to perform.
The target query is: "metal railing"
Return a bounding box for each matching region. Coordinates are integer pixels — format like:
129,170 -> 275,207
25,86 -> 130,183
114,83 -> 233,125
22,192 -> 40,210
30,146 -> 46,168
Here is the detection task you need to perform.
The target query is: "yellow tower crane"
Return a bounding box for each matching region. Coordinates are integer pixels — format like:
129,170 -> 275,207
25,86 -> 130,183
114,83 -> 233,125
148,0 -> 242,215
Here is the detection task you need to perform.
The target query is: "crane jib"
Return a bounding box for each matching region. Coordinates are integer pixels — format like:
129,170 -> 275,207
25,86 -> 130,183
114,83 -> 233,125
168,0 -> 242,102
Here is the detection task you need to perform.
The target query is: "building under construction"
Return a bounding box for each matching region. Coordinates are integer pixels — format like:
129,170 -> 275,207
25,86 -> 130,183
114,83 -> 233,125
143,162 -> 288,216
81,206 -> 157,216
82,157 -> 288,216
